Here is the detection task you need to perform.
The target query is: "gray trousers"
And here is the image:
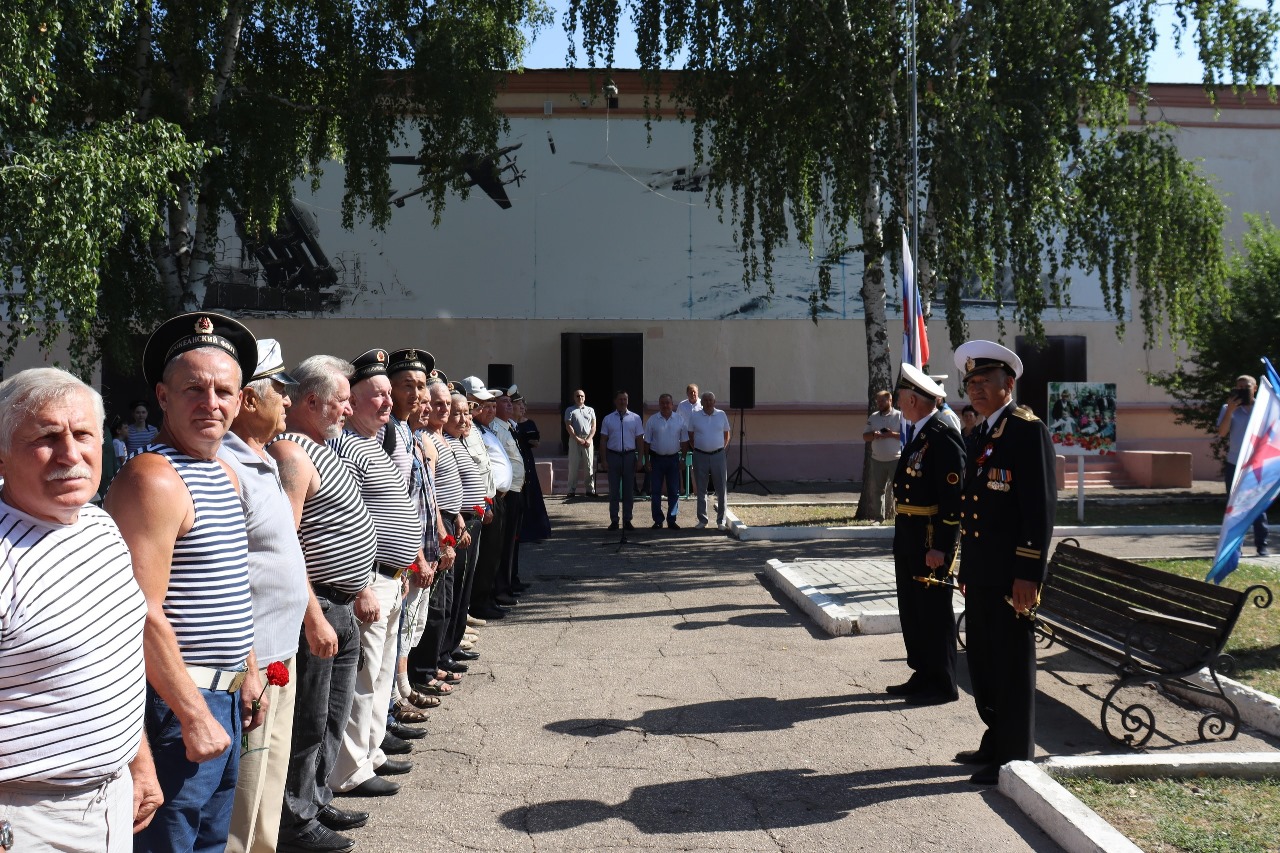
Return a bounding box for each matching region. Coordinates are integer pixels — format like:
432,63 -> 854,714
692,449 -> 728,524
866,456 -> 899,521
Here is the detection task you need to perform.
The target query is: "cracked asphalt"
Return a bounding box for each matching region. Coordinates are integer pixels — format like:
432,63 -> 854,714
343,497 -> 1279,852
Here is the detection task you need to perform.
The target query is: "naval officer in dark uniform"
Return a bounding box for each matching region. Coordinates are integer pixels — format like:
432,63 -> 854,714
886,363 -> 966,706
953,340 -> 1055,785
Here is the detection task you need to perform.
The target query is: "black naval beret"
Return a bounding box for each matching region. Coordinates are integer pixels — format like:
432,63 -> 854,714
143,312 -> 258,388
387,348 -> 436,377
349,349 -> 389,384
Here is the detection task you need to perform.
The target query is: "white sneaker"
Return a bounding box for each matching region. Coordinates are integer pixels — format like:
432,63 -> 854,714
467,615 -> 487,627
696,520 -> 708,529
717,520 -> 728,531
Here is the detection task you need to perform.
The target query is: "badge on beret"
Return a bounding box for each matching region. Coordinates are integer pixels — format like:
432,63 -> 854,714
377,351 -> 386,362
195,316 -> 214,335
947,472 -> 960,485
965,357 -> 975,373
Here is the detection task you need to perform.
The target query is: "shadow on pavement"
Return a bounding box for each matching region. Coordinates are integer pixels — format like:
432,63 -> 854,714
544,693 -> 887,738
499,764 -> 1055,846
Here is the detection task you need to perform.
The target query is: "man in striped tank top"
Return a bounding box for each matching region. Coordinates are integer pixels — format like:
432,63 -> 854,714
326,350 -> 427,799
269,356 -> 378,852
106,313 -> 262,853
0,369 -> 157,851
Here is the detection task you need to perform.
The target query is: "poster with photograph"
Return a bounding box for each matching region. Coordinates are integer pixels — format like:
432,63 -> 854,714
1047,382 -> 1117,455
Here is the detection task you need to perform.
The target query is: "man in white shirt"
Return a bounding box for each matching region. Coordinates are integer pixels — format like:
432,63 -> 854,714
676,383 -> 702,428
862,390 -> 903,522
599,391 -> 645,531
686,391 -> 732,530
644,393 -> 687,529
563,390 -> 597,497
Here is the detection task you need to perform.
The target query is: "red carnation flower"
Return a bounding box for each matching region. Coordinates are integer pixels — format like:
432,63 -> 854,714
265,661 -> 289,688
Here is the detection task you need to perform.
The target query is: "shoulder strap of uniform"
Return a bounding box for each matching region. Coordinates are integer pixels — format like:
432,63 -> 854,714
1011,405 -> 1039,422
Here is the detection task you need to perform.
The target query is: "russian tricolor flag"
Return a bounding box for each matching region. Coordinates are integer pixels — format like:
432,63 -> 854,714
1208,357 -> 1280,583
901,230 -> 929,370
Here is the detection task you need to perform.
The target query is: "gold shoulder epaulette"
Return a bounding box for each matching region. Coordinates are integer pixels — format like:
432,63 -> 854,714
1012,406 -> 1039,422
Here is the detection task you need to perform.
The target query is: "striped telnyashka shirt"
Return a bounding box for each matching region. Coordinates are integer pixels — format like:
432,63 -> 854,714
150,444 -> 254,669
269,433 -> 376,594
426,432 -> 464,515
328,430 -> 423,571
0,504 -> 147,785
446,432 -> 488,510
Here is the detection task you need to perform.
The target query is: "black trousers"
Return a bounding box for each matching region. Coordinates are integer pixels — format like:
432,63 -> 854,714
496,490 -> 524,595
408,517 -> 459,682
445,516 -> 484,655
471,497 -> 507,610
964,583 -> 1036,762
892,517 -> 957,695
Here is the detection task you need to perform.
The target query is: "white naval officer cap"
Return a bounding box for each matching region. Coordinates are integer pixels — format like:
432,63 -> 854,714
954,340 -> 1024,382
897,362 -> 946,399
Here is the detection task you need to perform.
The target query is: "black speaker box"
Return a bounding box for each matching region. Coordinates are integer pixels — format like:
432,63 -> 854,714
488,364 -> 514,391
729,366 -> 756,410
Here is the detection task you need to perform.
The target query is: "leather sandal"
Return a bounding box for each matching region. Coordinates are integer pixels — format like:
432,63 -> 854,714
414,680 -> 453,696
394,701 -> 430,724
407,690 -> 441,709
435,670 -> 463,684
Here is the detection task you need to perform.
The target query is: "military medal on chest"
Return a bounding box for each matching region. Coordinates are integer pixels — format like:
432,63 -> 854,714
907,440 -> 929,476
987,467 -> 1012,492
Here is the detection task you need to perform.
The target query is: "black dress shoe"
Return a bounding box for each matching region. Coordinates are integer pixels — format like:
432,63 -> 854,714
453,649 -> 480,661
651,521 -> 664,529
969,763 -> 1002,785
905,691 -> 959,706
375,758 -> 412,776
440,660 -> 469,674
337,777 -> 400,797
885,677 -> 926,696
668,520 -> 680,529
494,593 -> 519,607
511,581 -> 530,593
953,749 -> 993,765
623,520 -> 636,530
471,604 -> 506,620
380,732 -> 411,755
608,521 -> 619,530
388,720 -> 427,740
279,822 -> 355,852
317,804 -> 369,831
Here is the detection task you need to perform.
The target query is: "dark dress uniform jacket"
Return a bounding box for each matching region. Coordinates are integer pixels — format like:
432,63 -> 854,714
958,403 -> 1056,588
892,414 -> 966,557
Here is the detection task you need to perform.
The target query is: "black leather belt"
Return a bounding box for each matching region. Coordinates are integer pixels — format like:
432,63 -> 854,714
693,448 -> 723,454
651,452 -> 679,458
607,448 -> 637,453
313,583 -> 358,605
375,562 -> 404,579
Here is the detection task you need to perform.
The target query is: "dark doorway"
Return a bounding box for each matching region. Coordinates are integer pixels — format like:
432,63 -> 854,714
561,333 -> 644,451
1015,335 -> 1087,419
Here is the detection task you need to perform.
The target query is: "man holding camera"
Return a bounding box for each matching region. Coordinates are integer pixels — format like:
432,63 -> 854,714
1217,375 -> 1270,556
862,390 -> 903,522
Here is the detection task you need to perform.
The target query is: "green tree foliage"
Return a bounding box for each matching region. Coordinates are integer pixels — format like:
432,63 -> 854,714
1,0 -> 550,374
1150,215 -> 1280,453
561,0 -> 1276,374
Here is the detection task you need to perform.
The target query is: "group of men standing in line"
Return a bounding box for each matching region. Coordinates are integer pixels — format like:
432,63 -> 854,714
0,312 -> 549,853
880,341 -> 1056,787
563,384 -> 732,532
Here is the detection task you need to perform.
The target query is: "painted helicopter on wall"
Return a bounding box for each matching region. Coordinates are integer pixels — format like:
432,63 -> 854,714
570,160 -> 714,193
388,143 -> 525,210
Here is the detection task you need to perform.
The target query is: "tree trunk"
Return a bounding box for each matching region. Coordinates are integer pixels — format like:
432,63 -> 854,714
855,176 -> 892,520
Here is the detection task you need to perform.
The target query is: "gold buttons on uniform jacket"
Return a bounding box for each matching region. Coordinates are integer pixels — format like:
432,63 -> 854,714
974,531 -> 981,537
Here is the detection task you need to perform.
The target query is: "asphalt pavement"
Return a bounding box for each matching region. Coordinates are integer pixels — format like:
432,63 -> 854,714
343,493 -> 1277,852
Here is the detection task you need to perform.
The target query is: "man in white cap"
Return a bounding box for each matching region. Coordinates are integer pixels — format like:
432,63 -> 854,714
221,340 -> 311,853
886,363 -> 966,707
951,340 -> 1055,785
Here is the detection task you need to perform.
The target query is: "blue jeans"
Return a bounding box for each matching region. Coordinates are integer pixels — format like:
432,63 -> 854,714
1225,463 -> 1269,551
650,455 -> 681,523
136,685 -> 241,853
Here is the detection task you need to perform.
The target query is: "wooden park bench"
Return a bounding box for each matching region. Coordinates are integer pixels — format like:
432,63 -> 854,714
1030,540 -> 1273,748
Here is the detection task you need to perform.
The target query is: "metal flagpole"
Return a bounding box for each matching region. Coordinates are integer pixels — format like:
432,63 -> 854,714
909,0 -> 920,274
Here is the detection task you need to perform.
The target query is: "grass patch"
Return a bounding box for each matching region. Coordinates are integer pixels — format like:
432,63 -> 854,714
1142,559 -> 1280,699
1057,775 -> 1280,853
1056,502 -> 1226,526
730,504 -> 869,528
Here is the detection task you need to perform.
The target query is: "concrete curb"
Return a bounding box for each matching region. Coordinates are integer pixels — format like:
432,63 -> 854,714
1002,754 -> 1280,853
761,558 -> 857,636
